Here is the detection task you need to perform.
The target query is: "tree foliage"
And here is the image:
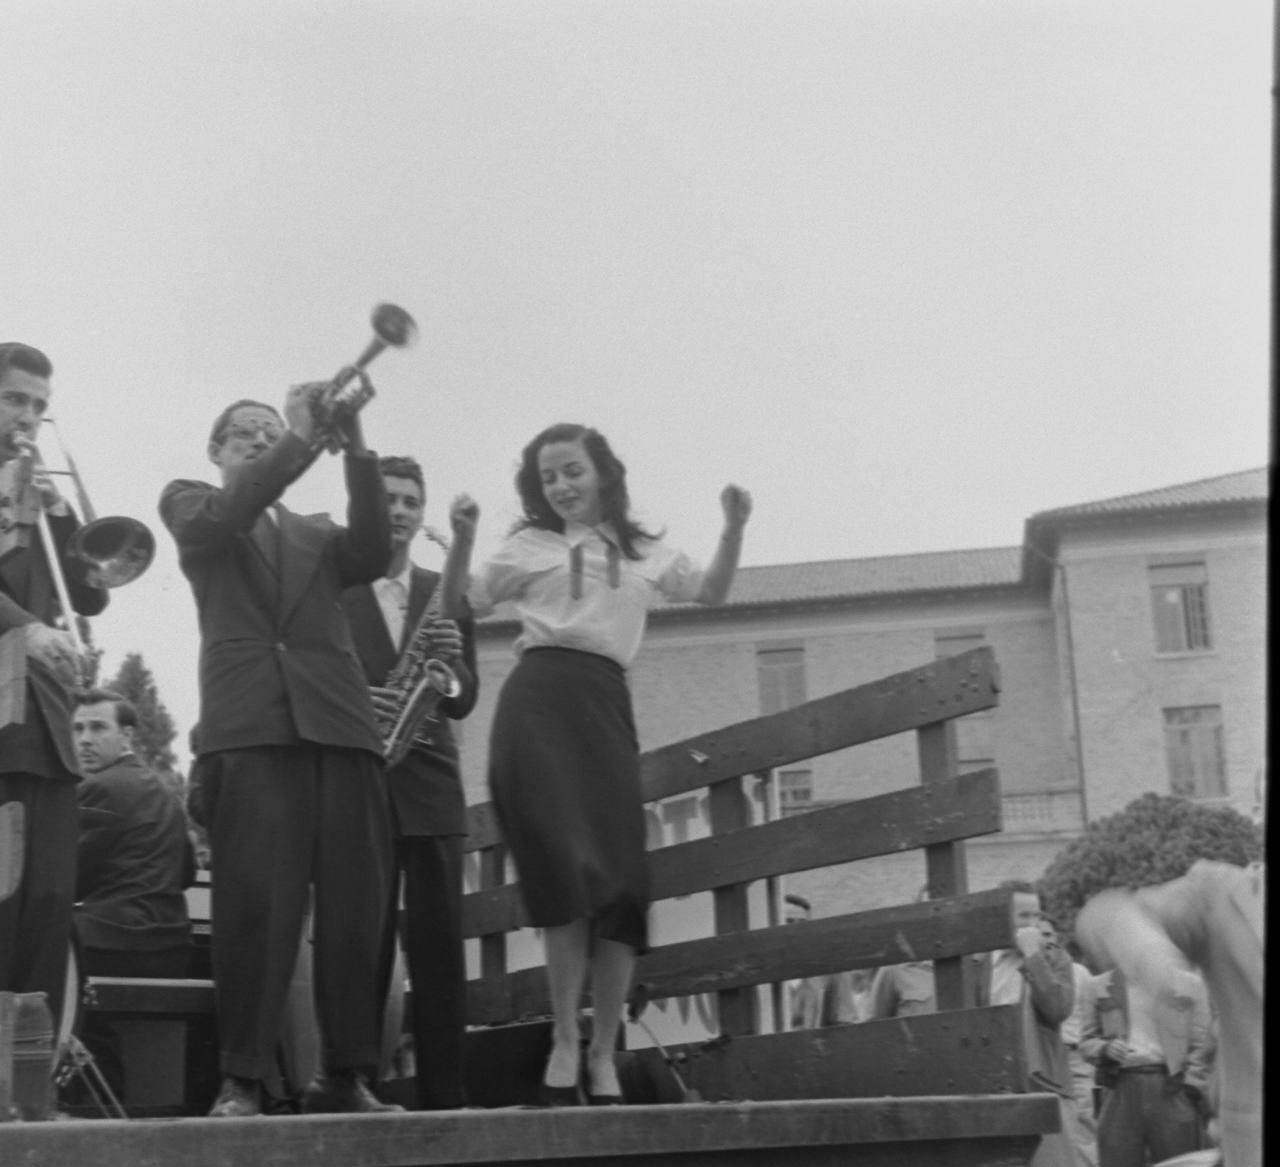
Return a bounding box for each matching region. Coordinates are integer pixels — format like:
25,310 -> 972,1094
1038,792 -> 1262,940
101,651 -> 178,779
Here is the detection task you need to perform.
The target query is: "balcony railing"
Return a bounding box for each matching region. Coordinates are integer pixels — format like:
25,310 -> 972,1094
1000,787 -> 1084,834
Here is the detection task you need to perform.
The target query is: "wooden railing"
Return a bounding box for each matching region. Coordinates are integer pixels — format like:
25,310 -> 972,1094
462,646 -> 1034,1102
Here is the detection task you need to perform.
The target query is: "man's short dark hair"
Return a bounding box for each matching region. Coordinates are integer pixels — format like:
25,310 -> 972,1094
998,879 -> 1038,896
74,688 -> 139,730
0,342 -> 53,383
378,455 -> 424,496
784,893 -> 812,913
208,399 -> 283,447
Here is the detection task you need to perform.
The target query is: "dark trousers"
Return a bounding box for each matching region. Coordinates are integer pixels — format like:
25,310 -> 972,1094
0,774 -> 76,1034
203,744 -> 393,1080
381,834 -> 467,1109
1097,1067 -> 1202,1167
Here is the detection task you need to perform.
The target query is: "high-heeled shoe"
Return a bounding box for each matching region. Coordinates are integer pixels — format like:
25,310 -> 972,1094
583,1061 -> 624,1106
539,1082 -> 585,1107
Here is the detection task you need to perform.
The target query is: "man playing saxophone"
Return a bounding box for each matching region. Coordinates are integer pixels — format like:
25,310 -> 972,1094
341,454 -> 478,1110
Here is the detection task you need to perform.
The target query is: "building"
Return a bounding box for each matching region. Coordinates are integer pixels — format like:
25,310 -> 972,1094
461,467 -> 1267,914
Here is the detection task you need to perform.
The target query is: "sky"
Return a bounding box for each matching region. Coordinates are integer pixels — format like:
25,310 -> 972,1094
2,0 -> 1271,762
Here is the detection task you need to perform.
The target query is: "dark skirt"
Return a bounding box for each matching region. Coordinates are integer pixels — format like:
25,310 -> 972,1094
488,647 -> 649,951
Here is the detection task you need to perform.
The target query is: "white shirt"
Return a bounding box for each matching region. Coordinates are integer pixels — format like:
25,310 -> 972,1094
468,523 -> 704,668
1123,976 -> 1169,1065
1059,961 -> 1094,1047
989,948 -> 1024,1007
372,564 -> 413,648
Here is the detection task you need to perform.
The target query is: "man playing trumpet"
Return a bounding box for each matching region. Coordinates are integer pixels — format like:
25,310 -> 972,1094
341,455 -> 478,1110
160,383 -> 400,1117
0,341 -> 108,1033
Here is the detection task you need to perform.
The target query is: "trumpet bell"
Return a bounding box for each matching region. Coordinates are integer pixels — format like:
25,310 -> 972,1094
70,516 -> 156,588
371,303 -> 417,350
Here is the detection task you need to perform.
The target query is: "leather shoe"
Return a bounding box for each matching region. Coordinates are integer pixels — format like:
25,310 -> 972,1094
301,1070 -> 404,1114
209,1076 -> 262,1118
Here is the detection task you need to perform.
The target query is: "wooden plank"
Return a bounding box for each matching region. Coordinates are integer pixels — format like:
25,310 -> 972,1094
85,978 -> 215,1016
0,1095 -> 1060,1166
462,771 -> 1003,940
469,889 -> 1014,1027
640,646 -> 1000,804
707,775 -> 756,1036
625,1005 -> 1027,1102
464,647 -> 1001,849
477,845 -> 509,989
0,992 -> 14,1123
918,721 -> 971,1010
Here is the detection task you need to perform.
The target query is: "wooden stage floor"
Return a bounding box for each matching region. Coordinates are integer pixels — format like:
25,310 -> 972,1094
0,1094 -> 1058,1167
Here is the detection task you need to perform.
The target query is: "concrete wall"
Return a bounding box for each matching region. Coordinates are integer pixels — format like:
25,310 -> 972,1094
1058,512 -> 1267,823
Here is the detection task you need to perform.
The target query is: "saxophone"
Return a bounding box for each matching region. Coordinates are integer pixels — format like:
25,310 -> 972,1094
380,526 -> 464,768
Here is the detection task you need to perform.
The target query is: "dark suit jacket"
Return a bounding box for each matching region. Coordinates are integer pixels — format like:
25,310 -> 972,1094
75,754 -> 195,952
342,565 -> 478,837
0,509 -> 109,778
973,944 -> 1074,1098
159,432 -> 390,756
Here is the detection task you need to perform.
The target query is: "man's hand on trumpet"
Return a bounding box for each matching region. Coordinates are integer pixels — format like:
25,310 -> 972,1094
285,382 -> 324,448
286,379 -> 369,455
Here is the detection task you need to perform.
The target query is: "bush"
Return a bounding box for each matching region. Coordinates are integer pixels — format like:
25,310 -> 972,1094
1038,792 -> 1262,942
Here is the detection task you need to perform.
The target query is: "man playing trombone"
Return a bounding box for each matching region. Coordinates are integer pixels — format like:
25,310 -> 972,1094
0,341 -> 109,1034
160,383 -> 400,1117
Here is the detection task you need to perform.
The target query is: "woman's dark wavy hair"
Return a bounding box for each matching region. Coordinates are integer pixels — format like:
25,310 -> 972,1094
513,423 -> 659,560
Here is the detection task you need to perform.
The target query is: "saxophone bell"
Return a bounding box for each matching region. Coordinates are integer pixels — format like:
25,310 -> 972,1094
382,657 -> 462,769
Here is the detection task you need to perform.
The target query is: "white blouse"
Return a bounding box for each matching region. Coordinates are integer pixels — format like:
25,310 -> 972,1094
468,522 -> 705,668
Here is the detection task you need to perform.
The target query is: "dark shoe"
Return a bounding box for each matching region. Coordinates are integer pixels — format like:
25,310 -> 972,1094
540,1083 -> 584,1107
209,1076 -> 262,1118
586,1091 -> 623,1106
301,1070 -> 404,1114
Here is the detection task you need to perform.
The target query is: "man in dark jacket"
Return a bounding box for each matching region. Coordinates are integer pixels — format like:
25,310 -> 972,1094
159,386 -> 398,1117
0,341 -> 108,1032
342,455 -> 477,1110
71,688 -> 195,1103
73,689 -> 195,977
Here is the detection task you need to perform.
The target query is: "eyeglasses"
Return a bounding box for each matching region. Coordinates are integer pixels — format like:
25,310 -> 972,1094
224,420 -> 284,443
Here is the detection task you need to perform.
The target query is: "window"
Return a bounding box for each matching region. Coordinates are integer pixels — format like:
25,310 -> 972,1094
778,769 -> 814,816
1149,561 -> 1211,653
757,646 -> 806,715
1163,706 -> 1227,799
934,629 -> 995,769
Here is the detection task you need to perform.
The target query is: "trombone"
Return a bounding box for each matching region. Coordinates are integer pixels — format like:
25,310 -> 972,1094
19,418 -> 156,657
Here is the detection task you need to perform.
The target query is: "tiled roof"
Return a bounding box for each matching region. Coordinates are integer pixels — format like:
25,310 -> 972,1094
655,546 -> 1025,612
1029,467 -> 1268,522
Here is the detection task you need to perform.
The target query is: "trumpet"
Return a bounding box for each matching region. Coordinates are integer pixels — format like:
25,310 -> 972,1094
311,303 -> 418,452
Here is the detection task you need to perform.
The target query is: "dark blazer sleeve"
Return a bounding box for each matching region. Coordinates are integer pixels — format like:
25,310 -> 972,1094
331,450 -> 391,587
1024,941 -> 1075,1028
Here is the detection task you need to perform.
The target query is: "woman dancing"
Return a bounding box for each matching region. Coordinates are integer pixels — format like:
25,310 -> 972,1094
447,423 -> 750,1105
